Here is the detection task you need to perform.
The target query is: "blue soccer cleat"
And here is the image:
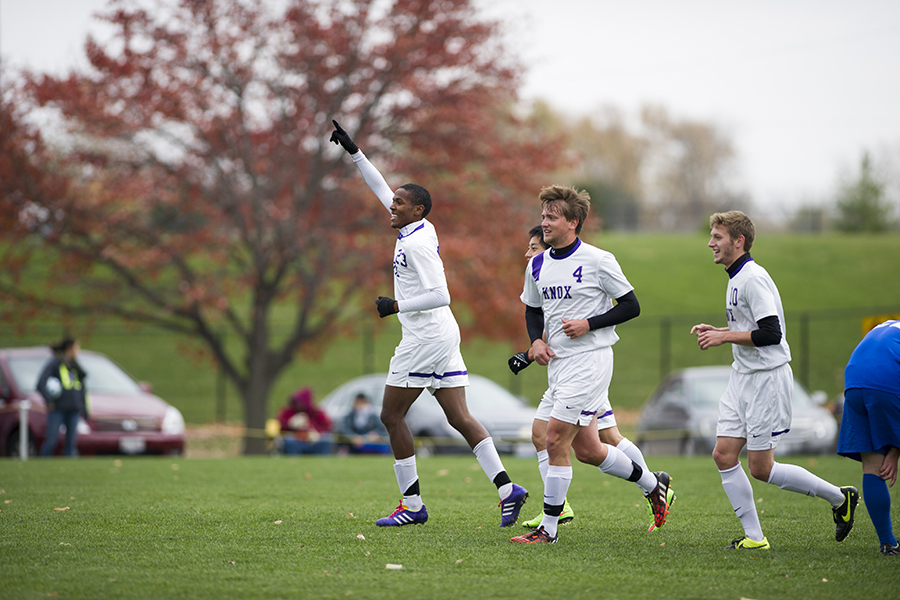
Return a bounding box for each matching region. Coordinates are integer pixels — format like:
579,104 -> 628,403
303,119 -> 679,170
499,484 -> 529,527
376,501 -> 428,527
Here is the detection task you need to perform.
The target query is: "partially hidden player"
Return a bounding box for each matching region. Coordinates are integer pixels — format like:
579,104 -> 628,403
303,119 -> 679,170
511,186 -> 671,544
837,319 -> 900,555
330,119 -> 528,528
509,225 -> 674,530
691,210 -> 858,550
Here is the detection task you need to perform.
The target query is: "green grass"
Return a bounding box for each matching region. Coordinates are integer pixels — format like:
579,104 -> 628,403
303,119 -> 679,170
2,232 -> 899,424
1,455 -> 895,599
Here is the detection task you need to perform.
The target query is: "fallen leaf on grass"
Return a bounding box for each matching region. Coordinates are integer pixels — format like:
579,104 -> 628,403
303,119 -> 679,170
659,542 -> 665,547
228,561 -> 236,565
822,579 -> 828,583
357,534 -> 365,540
304,473 -> 312,480
4,500 -> 12,504
54,507 -> 70,511
348,513 -> 355,518
385,564 -> 403,570
455,559 -> 463,564
59,543 -> 71,546
437,469 -> 450,476
274,520 -> 283,525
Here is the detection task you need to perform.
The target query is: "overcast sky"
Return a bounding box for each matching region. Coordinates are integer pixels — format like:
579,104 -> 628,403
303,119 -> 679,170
3,0 -> 899,214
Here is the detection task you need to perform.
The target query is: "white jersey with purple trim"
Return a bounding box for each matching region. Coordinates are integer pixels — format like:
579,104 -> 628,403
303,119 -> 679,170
726,258 -> 791,373
521,239 -> 633,358
392,219 -> 459,343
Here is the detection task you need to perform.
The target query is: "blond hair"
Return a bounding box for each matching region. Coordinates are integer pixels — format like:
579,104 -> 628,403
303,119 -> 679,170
539,185 -> 591,235
710,210 -> 755,251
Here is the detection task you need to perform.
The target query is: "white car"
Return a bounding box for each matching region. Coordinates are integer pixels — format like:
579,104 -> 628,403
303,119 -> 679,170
319,373 -> 535,456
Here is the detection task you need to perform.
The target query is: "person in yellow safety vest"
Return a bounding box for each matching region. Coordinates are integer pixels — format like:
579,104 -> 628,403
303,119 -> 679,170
37,338 -> 89,456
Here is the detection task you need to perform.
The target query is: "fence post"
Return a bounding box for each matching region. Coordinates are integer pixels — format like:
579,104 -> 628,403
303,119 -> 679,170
19,399 -> 31,460
660,318 -> 671,380
799,312 -> 810,387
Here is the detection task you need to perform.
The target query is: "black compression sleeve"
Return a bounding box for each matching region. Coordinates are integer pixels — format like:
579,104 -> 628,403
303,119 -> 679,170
525,305 -> 545,344
586,291 -> 641,331
750,315 -> 782,346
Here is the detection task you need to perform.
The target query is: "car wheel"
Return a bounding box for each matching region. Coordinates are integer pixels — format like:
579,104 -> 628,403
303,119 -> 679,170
5,428 -> 39,458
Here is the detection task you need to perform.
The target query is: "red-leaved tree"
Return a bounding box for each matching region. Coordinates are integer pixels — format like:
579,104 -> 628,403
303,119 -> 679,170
0,0 -> 561,453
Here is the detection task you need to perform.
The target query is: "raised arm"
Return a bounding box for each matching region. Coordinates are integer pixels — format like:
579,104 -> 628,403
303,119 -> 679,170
330,119 -> 393,213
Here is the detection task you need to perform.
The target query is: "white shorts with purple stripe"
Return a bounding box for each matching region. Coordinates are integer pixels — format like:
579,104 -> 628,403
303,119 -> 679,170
385,333 -> 469,391
545,346 -> 614,426
534,387 -> 618,429
716,362 -> 793,451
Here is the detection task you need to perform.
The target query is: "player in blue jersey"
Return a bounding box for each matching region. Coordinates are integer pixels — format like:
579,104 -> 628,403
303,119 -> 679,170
691,210 -> 858,550
510,186 -> 671,544
330,120 -> 528,528
837,319 -> 900,555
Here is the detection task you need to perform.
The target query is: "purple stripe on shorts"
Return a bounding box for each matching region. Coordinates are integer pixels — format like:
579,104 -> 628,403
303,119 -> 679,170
772,428 -> 790,437
580,409 -> 597,417
597,409 -> 614,419
409,370 -> 468,379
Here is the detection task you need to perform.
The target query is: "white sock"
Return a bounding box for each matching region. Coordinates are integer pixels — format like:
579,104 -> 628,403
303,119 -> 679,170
473,437 -> 509,499
537,449 -> 550,485
599,445 -> 657,493
720,464 -> 764,541
540,465 -> 572,538
617,438 -> 651,491
394,456 -> 423,511
767,461 -> 844,506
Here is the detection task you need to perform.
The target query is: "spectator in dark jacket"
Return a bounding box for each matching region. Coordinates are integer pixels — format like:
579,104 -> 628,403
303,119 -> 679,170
37,338 -> 88,457
339,393 -> 390,454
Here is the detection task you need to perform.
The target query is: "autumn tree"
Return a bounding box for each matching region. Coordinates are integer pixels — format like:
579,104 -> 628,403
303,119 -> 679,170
0,0 -> 560,453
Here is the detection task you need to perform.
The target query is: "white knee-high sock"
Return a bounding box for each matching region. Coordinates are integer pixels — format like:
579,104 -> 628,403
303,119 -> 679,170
394,456 -> 423,510
540,465 -> 572,537
537,449 -> 550,484
617,438 -> 651,491
599,445 -> 657,493
473,437 -> 511,499
767,461 -> 844,506
720,464 -> 764,541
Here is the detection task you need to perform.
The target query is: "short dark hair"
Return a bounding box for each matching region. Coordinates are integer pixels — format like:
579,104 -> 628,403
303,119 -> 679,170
398,183 -> 432,218
51,337 -> 77,354
528,225 -> 547,249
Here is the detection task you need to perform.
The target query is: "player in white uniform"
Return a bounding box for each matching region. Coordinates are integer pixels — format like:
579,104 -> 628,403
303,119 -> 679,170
510,185 -> 671,545
691,210 -> 858,550
509,226 -> 674,529
330,120 -> 528,528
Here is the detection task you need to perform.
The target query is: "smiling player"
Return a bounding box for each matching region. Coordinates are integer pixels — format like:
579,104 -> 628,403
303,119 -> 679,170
329,119 -> 528,528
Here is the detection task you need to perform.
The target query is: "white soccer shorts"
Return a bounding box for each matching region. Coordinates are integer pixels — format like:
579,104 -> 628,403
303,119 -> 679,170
545,346 -> 614,426
385,333 -> 469,391
716,363 -> 793,451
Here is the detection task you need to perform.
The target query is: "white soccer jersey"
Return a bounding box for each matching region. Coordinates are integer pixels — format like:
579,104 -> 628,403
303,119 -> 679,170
392,219 -> 459,343
521,239 -> 633,358
726,258 -> 791,373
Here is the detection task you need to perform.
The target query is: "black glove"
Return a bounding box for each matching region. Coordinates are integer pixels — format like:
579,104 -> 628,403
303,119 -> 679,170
376,296 -> 398,318
508,351 -> 533,375
329,119 -> 359,154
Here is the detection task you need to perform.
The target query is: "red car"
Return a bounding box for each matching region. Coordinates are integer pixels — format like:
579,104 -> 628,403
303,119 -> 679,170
0,346 -> 185,457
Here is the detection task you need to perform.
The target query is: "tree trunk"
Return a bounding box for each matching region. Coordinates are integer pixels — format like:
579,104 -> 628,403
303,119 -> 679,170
241,365 -> 273,455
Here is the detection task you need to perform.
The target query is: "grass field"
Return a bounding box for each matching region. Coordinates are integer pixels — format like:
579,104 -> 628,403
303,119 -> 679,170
1,454 -> 896,600
2,232 -> 899,426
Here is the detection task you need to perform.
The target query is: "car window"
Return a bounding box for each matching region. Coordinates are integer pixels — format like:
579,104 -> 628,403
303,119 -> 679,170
8,354 -> 143,395
689,376 -> 728,408
466,377 -> 526,410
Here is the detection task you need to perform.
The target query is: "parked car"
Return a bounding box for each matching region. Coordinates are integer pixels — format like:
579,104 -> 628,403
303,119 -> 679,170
0,346 -> 185,457
635,365 -> 837,456
319,373 -> 535,455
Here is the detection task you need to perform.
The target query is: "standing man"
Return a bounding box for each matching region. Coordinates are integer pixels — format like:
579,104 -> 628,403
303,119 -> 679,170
330,120 -> 528,528
511,185 -> 671,545
837,319 -> 900,555
37,338 -> 89,457
691,210 -> 858,550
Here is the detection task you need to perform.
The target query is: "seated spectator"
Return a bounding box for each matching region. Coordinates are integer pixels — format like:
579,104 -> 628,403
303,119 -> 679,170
276,387 -> 333,455
338,393 -> 390,455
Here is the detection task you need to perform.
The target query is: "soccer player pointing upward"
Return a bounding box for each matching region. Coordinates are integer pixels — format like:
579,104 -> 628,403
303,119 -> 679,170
330,120 -> 528,528
691,210 -> 858,550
